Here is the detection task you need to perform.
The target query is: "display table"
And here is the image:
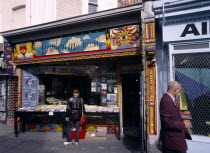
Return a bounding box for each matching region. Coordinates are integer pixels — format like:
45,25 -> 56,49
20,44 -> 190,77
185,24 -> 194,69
14,111 -> 66,138
85,112 -> 120,140
14,111 -> 120,140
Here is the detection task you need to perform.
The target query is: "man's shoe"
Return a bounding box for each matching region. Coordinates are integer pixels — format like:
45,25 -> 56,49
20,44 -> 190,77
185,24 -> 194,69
75,142 -> 79,145
64,142 -> 72,145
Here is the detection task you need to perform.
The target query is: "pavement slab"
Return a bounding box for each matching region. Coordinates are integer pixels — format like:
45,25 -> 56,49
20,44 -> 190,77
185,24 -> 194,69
0,123 -> 141,153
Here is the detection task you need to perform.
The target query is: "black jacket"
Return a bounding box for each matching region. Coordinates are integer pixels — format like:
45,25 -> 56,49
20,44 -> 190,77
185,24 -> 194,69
66,96 -> 85,121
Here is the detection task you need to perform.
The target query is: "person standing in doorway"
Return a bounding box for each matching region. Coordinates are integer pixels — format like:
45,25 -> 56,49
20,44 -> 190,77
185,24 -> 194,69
160,81 -> 192,153
64,89 -> 85,145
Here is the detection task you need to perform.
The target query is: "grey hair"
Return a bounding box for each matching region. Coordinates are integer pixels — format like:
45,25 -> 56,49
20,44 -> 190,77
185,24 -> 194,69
167,81 -> 181,91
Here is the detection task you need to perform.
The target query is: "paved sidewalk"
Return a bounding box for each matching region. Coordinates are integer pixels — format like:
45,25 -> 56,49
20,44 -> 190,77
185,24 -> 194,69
0,123 -> 141,153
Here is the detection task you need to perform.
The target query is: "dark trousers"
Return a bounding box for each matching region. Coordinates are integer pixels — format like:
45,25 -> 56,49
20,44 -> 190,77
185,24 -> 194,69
66,120 -> 80,142
163,148 -> 186,153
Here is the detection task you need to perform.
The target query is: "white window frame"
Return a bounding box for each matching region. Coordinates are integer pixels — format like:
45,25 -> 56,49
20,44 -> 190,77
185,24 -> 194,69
168,39 -> 210,143
88,0 -> 98,13
169,40 -> 210,81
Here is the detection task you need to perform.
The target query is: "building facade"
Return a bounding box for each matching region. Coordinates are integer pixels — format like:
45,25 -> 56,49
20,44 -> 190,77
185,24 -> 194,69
0,0 -> 118,43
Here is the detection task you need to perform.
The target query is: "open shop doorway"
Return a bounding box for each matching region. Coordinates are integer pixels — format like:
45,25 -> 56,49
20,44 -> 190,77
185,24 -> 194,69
122,73 -> 140,138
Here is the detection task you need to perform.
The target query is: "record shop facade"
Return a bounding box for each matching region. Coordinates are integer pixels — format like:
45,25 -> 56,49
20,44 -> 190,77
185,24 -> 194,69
1,4 -> 157,150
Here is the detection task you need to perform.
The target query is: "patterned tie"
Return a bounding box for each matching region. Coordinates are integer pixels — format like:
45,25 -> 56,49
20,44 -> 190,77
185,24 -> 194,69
175,95 -> 180,110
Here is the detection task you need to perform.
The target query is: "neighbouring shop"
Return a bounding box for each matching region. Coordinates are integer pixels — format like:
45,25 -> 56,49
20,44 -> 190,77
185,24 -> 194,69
0,43 -> 17,125
154,0 -> 210,152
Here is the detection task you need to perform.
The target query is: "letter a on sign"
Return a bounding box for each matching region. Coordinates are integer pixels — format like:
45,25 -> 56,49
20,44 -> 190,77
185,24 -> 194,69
180,24 -> 200,37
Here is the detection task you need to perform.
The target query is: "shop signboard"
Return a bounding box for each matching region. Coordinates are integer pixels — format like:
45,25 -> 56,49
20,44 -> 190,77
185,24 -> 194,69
163,20 -> 210,42
22,70 -> 38,107
35,32 -> 106,56
13,25 -> 141,64
110,25 -> 140,50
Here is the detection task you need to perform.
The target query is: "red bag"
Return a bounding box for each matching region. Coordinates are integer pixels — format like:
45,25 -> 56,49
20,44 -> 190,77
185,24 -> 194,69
80,115 -> 86,125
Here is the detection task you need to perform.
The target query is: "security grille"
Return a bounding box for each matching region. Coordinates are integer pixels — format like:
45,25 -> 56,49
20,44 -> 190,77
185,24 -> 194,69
174,53 -> 210,136
173,43 -> 209,50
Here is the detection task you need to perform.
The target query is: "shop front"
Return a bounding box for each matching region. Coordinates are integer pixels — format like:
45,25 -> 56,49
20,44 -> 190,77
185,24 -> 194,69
1,5 -> 148,143
154,0 -> 210,153
13,26 -> 142,140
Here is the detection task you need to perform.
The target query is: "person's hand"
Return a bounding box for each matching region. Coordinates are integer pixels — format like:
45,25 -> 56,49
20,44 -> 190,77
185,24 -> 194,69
184,121 -> 192,129
66,117 -> 69,121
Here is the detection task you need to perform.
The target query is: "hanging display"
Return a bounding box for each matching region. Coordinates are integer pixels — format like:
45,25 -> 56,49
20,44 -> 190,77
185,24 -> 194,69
22,70 -> 39,107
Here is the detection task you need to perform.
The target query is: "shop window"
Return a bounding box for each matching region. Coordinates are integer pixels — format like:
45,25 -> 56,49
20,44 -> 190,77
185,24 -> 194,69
88,0 -> 98,13
25,62 -> 118,108
174,53 -> 210,136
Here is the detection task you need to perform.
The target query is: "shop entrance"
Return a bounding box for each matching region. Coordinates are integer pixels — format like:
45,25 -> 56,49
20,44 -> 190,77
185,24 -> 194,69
122,73 -> 140,137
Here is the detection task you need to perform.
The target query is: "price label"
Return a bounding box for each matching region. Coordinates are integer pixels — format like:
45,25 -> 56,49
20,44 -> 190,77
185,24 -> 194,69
49,112 -> 54,116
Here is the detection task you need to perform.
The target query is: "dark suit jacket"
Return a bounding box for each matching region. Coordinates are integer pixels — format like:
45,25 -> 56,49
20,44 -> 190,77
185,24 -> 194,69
160,93 -> 192,152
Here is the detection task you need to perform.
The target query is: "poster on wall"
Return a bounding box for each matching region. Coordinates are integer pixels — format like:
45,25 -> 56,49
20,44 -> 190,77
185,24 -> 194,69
35,32 -> 107,56
100,96 -> 107,106
107,94 -> 117,106
101,83 -> 107,90
107,83 -> 115,93
22,70 -> 38,107
22,89 -> 38,107
110,25 -> 140,50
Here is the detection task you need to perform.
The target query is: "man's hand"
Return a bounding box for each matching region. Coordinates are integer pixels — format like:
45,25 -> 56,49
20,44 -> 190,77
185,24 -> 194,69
184,121 -> 192,129
66,117 -> 69,121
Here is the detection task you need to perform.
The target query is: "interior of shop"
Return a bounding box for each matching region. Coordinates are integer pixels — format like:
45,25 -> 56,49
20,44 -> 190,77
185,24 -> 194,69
35,59 -> 118,108
35,56 -> 143,109
39,74 -> 92,104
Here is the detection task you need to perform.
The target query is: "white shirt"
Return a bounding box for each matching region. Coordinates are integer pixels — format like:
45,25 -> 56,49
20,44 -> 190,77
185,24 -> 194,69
167,93 -> 176,106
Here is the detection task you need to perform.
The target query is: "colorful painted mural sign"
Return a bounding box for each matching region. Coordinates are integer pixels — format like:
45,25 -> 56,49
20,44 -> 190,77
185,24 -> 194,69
35,32 -> 106,56
14,42 -> 35,60
110,25 -> 140,50
22,70 -> 38,107
14,25 -> 140,62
